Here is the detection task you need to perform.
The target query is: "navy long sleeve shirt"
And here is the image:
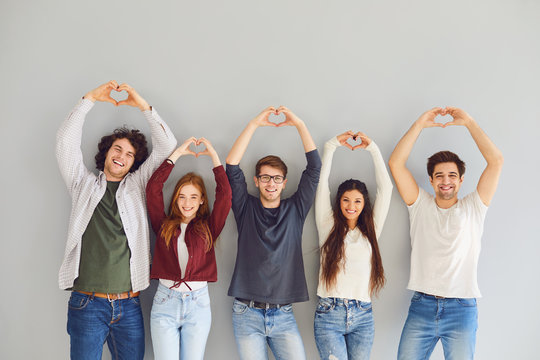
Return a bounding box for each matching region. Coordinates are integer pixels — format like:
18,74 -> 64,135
226,150 -> 321,304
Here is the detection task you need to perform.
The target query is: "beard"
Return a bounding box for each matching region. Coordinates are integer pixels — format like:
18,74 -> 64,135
436,188 -> 456,200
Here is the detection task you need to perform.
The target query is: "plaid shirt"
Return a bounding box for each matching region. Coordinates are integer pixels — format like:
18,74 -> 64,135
56,99 -> 177,291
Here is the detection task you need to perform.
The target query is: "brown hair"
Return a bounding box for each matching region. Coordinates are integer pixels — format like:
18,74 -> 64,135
320,179 -> 385,296
255,155 -> 288,177
95,127 -> 148,173
159,172 -> 214,252
427,151 -> 466,178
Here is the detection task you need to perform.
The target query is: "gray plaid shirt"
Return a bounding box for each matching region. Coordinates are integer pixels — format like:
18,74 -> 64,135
56,99 -> 177,291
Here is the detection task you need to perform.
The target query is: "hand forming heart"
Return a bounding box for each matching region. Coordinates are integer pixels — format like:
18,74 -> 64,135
337,131 -> 372,150
268,111 -> 286,126
418,107 -> 472,128
109,88 -> 128,104
253,106 -> 302,127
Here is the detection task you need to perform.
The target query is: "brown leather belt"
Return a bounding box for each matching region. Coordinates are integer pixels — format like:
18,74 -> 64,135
77,290 -> 140,300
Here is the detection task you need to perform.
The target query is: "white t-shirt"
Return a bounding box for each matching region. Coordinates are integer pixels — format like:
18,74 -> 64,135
160,223 -> 207,292
407,188 -> 488,298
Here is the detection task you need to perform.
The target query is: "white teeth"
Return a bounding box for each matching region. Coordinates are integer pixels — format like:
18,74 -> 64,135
113,160 -> 124,167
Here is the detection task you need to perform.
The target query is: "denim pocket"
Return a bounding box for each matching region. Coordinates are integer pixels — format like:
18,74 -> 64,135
359,301 -> 372,311
68,292 -> 91,310
456,298 -> 477,307
316,298 -> 334,314
196,293 -> 211,308
232,300 -> 248,315
129,296 -> 140,305
279,304 -> 293,313
153,292 -> 170,305
411,292 -> 423,303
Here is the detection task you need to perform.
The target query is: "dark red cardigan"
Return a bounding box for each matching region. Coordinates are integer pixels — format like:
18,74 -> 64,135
146,160 -> 232,284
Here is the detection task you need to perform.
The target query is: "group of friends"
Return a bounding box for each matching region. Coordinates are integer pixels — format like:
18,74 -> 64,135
56,81 -> 504,360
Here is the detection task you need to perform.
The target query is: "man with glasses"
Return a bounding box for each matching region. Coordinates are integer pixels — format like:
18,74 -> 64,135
225,106 -> 321,360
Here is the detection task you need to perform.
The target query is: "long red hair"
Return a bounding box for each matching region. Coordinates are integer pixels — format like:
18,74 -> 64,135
159,172 -> 214,252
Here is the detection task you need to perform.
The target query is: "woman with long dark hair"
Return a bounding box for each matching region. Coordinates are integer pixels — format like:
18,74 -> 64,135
146,137 -> 232,360
314,131 -> 393,359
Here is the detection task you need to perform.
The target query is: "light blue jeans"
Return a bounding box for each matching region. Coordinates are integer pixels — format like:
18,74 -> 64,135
150,283 -> 211,360
67,291 -> 144,360
314,297 -> 374,360
232,298 -> 306,360
397,291 -> 478,360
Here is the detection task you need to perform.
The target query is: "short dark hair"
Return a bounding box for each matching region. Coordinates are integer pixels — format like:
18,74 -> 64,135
427,151 -> 466,177
95,127 -> 148,173
255,155 -> 288,178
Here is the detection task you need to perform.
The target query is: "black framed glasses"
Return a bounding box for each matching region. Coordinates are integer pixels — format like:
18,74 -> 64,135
257,174 -> 285,184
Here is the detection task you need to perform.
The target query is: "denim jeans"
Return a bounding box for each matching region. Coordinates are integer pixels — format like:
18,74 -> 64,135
314,297 -> 374,360
150,283 -> 211,360
232,298 -> 306,360
67,291 -> 144,360
397,291 -> 478,360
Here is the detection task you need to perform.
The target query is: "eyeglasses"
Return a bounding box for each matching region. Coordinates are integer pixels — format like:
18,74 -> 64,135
257,174 -> 285,184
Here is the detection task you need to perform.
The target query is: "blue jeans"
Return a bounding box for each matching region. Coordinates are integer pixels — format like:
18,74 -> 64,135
314,297 -> 374,360
150,283 -> 211,360
397,292 -> 478,360
232,298 -> 306,360
67,291 -> 144,360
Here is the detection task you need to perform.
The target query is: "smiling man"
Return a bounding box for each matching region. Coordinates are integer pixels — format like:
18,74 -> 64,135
56,80 -> 176,359
225,106 -> 321,360
388,107 -> 503,360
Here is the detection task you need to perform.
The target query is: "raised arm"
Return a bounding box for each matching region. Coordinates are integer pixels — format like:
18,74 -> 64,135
56,81 -> 119,195
359,134 -> 393,238
116,83 -> 177,184
226,107 -> 277,165
444,107 -> 503,206
388,107 -> 444,205
315,131 -> 356,245
276,106 -> 316,153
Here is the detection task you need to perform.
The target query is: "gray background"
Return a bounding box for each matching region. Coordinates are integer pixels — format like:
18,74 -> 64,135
1,0 -> 538,359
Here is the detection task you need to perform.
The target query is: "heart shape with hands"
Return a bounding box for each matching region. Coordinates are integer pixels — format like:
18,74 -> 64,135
186,138 -> 210,157
109,88 -> 129,103
339,131 -> 370,150
268,111 -> 286,126
423,107 -> 470,128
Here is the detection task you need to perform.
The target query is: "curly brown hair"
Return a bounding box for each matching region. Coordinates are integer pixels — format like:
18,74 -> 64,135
95,127 -> 148,173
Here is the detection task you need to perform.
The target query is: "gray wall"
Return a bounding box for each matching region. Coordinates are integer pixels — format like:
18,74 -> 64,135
1,0 -> 538,359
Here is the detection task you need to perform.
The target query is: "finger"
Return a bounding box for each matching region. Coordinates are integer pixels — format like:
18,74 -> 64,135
110,80 -> 119,89
118,84 -> 131,92
343,142 -> 353,150
263,119 -> 278,127
104,98 -> 118,106
352,144 -> 367,150
116,100 -> 129,106
443,121 -> 456,127
276,121 -> 291,127
186,149 -> 197,156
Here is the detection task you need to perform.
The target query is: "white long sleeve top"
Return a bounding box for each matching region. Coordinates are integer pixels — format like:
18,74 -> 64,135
315,137 -> 393,302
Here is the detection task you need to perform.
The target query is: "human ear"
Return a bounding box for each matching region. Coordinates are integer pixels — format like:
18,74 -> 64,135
253,176 -> 259,188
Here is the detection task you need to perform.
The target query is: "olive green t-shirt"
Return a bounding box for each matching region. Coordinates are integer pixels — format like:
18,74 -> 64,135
73,181 -> 132,293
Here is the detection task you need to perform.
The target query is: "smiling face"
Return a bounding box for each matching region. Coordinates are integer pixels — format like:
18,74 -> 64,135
254,165 -> 287,208
340,189 -> 365,228
103,138 -> 136,181
430,162 -> 464,206
177,183 -> 203,223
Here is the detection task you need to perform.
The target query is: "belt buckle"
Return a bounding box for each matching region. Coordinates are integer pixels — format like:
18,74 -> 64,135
107,293 -> 121,302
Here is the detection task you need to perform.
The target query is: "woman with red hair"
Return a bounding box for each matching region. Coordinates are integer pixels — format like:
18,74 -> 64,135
146,137 -> 232,360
